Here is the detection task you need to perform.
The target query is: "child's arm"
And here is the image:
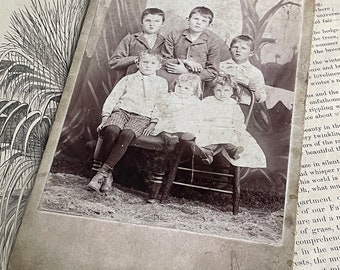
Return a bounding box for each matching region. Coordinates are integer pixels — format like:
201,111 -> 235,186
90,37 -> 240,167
169,38 -> 220,80
162,32 -> 190,74
145,79 -> 169,135
197,38 -> 220,81
161,32 -> 178,64
108,35 -> 137,70
101,76 -> 128,117
162,32 -> 219,79
247,68 -> 266,102
249,81 -> 266,102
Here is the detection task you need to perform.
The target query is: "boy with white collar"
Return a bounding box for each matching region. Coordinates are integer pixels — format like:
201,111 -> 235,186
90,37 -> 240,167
88,50 -> 168,193
220,35 -> 266,104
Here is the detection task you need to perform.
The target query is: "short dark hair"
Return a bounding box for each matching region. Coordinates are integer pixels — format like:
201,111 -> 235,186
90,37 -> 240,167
189,6 -> 214,23
137,49 -> 162,63
230,35 -> 255,51
211,74 -> 241,103
141,8 -> 165,22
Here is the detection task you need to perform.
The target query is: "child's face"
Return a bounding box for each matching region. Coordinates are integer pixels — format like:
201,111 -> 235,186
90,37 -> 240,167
213,84 -> 233,101
188,13 -> 211,33
230,41 -> 254,64
175,82 -> 197,99
141,14 -> 164,34
137,54 -> 161,75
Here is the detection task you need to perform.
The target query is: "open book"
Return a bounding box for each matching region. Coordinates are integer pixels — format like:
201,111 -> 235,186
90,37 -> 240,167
1,0 -> 338,269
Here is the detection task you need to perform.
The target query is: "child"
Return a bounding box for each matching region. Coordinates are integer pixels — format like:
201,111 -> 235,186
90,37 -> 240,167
193,74 -> 267,168
109,8 -> 165,78
219,35 -> 266,104
153,73 -> 202,137
88,50 -> 168,192
159,6 -> 220,84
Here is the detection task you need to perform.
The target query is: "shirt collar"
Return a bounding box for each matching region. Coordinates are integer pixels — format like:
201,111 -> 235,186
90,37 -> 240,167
134,70 -> 157,78
134,32 -> 164,47
182,29 -> 209,42
225,58 -> 251,68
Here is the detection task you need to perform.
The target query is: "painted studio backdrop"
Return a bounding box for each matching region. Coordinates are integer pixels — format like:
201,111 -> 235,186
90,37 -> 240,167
58,0 -> 301,194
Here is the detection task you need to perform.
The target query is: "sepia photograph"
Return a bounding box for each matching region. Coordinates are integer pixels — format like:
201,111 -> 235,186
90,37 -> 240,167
39,0 -> 305,244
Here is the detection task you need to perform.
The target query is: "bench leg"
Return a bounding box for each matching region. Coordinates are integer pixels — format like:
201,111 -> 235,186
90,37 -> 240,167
233,166 -> 241,215
148,171 -> 165,199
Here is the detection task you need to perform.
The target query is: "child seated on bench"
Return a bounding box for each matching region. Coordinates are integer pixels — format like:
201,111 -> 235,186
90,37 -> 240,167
155,73 -> 266,168
87,50 -> 168,193
153,73 -> 202,142
193,74 -> 266,168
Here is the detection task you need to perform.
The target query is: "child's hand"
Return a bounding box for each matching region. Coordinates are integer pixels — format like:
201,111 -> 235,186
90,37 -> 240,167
166,62 -> 189,74
248,82 -> 265,102
183,60 -> 203,73
248,82 -> 256,92
143,123 -> 156,136
97,116 -> 109,132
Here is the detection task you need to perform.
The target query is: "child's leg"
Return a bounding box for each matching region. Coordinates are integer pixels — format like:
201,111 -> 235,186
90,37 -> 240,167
92,125 -> 121,170
88,129 -> 135,192
190,144 -> 214,165
223,143 -> 244,160
103,129 -> 135,169
100,125 -> 121,161
92,136 -> 104,170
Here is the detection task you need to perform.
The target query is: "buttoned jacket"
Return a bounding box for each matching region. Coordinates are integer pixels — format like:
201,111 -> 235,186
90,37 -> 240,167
161,29 -> 220,81
109,32 -> 165,74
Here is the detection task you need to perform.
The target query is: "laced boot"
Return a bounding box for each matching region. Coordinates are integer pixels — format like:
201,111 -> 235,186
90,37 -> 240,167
87,164 -> 113,192
87,171 -> 107,192
100,172 -> 113,193
191,144 -> 214,165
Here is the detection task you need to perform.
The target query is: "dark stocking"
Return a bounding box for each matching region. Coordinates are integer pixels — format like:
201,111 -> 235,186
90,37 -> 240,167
100,125 -> 121,161
104,129 -> 135,168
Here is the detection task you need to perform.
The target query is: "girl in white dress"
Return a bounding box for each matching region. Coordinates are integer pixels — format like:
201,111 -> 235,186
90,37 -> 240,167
153,73 -> 202,140
194,74 -> 266,168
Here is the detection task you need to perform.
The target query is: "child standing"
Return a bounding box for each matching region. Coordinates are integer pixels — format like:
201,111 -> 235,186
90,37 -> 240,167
88,50 -> 168,192
109,8 -> 165,78
159,6 -> 220,84
194,74 -> 267,168
219,35 -> 266,104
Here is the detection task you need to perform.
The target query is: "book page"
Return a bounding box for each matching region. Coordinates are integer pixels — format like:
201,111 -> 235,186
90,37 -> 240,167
294,0 -> 340,269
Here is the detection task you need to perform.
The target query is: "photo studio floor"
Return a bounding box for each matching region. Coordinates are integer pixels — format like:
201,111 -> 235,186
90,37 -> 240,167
40,171 -> 284,244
